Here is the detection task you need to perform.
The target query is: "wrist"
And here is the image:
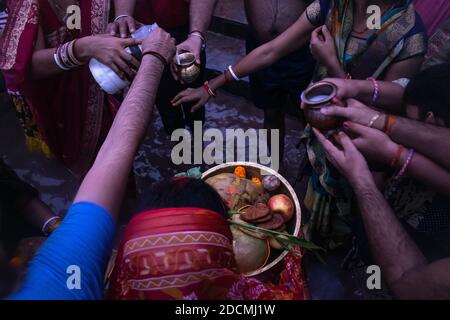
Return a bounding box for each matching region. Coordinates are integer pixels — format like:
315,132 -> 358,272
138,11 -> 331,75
75,36 -> 93,61
186,35 -> 203,51
351,173 -> 378,194
142,50 -> 168,67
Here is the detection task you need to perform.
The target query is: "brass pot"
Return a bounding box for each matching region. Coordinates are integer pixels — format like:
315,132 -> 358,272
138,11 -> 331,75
173,52 -> 201,84
301,81 -> 341,130
201,162 -> 301,277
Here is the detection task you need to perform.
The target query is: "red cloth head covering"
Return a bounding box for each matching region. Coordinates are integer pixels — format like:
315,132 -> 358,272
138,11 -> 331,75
107,208 -> 308,300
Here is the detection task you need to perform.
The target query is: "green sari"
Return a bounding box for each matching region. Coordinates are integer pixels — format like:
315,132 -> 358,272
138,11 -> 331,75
302,0 -> 427,248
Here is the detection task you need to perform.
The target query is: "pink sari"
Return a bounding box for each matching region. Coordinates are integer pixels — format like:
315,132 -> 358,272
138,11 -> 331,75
0,0 -> 119,176
414,0 -> 450,36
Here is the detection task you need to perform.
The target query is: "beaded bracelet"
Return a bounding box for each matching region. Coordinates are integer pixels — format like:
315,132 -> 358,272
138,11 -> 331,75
367,77 -> 379,107
395,148 -> 414,179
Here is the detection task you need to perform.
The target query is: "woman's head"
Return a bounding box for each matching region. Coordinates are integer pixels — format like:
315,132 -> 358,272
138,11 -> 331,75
404,63 -> 450,127
138,177 -> 228,218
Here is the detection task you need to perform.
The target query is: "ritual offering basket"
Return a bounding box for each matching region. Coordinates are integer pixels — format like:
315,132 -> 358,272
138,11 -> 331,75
202,162 -> 301,277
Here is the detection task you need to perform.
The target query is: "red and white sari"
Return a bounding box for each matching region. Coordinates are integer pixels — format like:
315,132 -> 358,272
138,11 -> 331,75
0,0 -> 120,176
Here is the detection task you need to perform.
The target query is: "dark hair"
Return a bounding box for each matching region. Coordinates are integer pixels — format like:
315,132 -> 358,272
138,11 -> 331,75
404,63 -> 450,125
138,177 -> 228,218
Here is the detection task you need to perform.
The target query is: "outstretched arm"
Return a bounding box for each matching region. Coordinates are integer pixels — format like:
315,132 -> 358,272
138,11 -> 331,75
171,0 -> 218,81
321,100 -> 450,170
74,29 -> 176,219
314,129 -> 450,299
172,11 -> 315,110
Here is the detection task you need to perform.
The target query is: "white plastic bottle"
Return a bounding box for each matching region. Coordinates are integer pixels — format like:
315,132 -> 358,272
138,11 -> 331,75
89,23 -> 159,95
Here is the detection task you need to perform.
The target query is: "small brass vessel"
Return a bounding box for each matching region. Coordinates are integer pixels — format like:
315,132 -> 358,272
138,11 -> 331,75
173,52 -> 201,84
301,81 -> 341,130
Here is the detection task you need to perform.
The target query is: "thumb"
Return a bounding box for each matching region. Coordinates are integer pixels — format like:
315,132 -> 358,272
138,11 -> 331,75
320,105 -> 348,118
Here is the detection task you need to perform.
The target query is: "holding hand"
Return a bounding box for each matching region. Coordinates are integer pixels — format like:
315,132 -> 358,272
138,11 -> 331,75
310,26 -> 341,76
343,122 -> 399,165
107,15 -> 143,38
171,36 -> 203,83
142,28 -> 177,63
313,128 -> 373,186
171,87 -> 210,112
320,99 -> 386,130
79,35 -> 141,80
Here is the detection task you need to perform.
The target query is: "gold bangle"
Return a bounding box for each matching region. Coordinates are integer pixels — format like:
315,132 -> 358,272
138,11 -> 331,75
368,113 -> 381,128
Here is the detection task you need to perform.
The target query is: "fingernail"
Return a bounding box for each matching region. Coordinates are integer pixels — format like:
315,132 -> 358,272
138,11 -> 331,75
343,122 -> 349,129
320,107 -> 330,114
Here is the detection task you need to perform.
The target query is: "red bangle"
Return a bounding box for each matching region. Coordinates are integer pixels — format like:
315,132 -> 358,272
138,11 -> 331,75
390,144 -> 405,168
203,81 -> 217,98
142,50 -> 168,66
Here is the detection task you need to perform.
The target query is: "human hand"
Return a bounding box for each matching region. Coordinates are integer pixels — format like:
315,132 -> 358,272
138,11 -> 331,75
322,78 -> 359,100
343,122 -> 400,165
320,99 -> 386,130
313,128 -> 373,186
171,87 -> 210,112
107,16 -> 143,38
142,28 -> 177,63
310,26 -> 340,74
170,36 -> 203,83
81,35 -> 141,80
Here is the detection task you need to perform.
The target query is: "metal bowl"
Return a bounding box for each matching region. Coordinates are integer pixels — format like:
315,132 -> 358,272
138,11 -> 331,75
173,52 -> 201,84
202,161 -> 301,277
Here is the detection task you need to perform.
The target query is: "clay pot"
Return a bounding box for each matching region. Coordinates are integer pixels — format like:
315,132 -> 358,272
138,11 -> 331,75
172,52 -> 201,83
301,81 -> 341,130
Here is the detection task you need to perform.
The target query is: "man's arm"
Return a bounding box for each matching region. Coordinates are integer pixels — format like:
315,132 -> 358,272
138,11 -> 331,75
321,101 -> 450,170
189,0 -> 218,36
74,29 -> 176,219
353,177 -> 450,299
314,129 -> 450,300
171,0 -> 218,80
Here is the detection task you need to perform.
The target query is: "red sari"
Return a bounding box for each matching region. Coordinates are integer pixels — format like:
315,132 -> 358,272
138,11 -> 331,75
0,0 -> 119,176
107,208 -> 308,300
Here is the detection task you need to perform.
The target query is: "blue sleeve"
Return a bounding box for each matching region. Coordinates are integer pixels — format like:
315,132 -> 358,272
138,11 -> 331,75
8,202 -> 115,300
